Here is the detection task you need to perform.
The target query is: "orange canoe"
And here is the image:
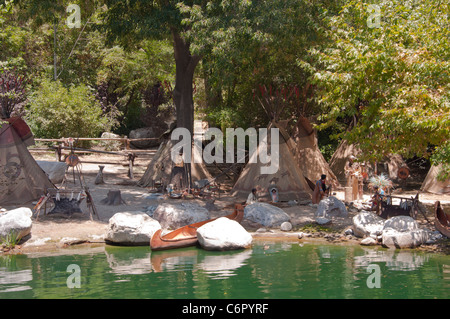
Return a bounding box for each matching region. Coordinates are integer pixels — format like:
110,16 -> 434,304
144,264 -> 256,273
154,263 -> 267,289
150,204 -> 244,251
435,201 -> 450,238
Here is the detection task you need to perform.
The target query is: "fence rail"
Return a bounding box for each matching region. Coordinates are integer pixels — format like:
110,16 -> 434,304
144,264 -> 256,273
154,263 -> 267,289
30,137 -> 160,179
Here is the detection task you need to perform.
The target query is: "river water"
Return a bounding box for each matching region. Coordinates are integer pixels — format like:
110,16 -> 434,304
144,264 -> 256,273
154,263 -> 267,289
0,241 -> 448,299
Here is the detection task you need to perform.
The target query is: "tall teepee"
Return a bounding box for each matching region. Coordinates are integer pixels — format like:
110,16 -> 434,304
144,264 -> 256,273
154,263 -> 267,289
0,117 -> 54,205
421,165 -> 450,194
291,116 -> 340,189
231,121 -> 312,201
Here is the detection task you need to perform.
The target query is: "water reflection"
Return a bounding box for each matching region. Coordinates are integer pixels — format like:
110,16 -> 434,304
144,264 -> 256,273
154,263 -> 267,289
198,250 -> 252,279
0,243 -> 448,299
354,247 -> 429,271
0,268 -> 32,293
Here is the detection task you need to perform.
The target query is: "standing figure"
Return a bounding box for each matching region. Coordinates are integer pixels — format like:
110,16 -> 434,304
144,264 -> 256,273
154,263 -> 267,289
345,155 -> 362,201
312,174 -> 328,204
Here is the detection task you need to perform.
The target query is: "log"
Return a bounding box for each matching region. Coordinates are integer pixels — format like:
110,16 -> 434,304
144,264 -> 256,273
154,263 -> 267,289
100,190 -> 126,206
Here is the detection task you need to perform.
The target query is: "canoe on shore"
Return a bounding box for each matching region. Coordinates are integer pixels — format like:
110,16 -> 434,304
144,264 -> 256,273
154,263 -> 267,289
150,204 -> 245,251
435,201 -> 450,238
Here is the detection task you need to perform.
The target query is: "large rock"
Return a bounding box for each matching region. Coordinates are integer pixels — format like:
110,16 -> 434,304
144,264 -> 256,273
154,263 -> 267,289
244,202 -> 290,227
105,211 -> 161,246
153,202 -> 210,229
0,207 -> 33,241
315,196 -> 348,224
352,211 -> 385,238
381,215 -> 429,248
382,228 -> 430,249
100,132 -> 123,151
36,161 -> 68,184
197,217 -> 252,251
129,127 -> 160,148
383,215 -> 418,232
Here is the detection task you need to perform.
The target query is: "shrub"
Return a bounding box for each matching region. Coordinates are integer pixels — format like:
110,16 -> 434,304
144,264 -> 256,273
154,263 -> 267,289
27,79 -> 110,141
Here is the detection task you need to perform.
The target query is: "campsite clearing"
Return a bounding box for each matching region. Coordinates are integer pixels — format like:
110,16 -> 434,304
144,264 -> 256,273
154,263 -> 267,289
1,150 -> 448,254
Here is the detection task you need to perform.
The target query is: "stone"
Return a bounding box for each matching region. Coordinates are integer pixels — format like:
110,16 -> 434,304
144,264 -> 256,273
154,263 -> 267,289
105,211 -> 161,246
197,217 -> 252,251
244,202 -> 290,227
381,215 -> 429,249
352,211 -> 385,238
153,202 -> 210,229
36,160 -> 68,184
383,215 -> 418,232
315,196 -> 348,225
382,228 -> 430,249
0,207 -> 33,241
280,222 -> 292,231
360,237 -> 378,246
129,127 -> 160,148
100,132 -> 123,151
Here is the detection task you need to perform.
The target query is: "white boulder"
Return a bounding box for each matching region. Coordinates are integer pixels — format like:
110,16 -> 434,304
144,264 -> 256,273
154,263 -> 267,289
153,202 -> 210,229
381,216 -> 429,249
0,207 -> 33,241
352,211 -> 385,238
315,196 -> 348,225
197,217 -> 252,251
244,202 -> 290,227
280,221 -> 293,231
105,211 -> 161,246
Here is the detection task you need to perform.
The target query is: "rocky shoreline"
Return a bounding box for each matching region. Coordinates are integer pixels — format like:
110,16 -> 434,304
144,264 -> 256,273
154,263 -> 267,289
2,195 -> 448,255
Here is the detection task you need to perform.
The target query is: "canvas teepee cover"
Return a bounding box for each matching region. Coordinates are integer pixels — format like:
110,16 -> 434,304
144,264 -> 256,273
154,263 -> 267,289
138,138 -> 212,189
0,117 -> 54,205
291,117 -> 340,189
232,121 -> 312,201
421,165 -> 450,194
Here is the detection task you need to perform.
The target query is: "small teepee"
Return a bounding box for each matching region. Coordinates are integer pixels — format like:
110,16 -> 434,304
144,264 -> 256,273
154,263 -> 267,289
0,117 -> 54,205
138,138 -> 212,190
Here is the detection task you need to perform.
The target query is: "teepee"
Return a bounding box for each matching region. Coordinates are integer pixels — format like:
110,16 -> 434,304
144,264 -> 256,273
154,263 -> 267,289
231,121 -> 312,201
0,117 -> 54,205
291,116 -> 340,189
138,138 -> 212,190
421,165 -> 450,194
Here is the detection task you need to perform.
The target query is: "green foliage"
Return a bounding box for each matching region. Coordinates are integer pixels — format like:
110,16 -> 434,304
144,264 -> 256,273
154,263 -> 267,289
26,78 -> 110,139
310,0 -> 450,162
1,230 -> 19,250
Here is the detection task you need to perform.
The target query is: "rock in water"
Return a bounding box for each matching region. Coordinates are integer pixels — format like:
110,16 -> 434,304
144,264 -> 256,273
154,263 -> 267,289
197,217 -> 252,251
105,212 -> 161,246
381,215 -> 429,249
244,202 -> 290,227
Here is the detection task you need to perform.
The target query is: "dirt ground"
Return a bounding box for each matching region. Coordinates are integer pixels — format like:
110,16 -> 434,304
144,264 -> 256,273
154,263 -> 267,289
2,149 -> 449,254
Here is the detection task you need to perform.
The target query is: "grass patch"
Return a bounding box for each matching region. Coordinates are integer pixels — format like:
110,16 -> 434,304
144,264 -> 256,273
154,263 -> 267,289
299,223 -> 334,233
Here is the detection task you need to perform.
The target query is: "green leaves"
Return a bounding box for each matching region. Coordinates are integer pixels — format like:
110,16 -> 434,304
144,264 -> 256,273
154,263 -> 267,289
310,0 -> 450,162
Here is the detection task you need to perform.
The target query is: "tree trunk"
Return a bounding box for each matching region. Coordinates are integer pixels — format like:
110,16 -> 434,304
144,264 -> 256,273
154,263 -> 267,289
172,30 -> 201,136
171,30 -> 201,190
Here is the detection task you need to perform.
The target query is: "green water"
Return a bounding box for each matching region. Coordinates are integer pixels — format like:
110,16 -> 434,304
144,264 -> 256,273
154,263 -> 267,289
0,242 -> 448,299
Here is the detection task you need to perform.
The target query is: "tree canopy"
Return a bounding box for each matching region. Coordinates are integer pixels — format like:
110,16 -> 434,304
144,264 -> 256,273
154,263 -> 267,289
0,0 -> 448,175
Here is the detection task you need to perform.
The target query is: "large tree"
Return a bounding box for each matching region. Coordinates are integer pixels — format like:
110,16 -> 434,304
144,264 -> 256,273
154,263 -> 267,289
309,0 -> 449,164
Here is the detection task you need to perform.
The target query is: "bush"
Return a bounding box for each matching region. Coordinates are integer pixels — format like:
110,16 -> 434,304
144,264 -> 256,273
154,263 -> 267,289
27,79 -> 110,141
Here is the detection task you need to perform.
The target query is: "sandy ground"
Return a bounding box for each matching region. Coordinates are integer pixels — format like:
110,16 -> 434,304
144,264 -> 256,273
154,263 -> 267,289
2,149 -> 449,254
